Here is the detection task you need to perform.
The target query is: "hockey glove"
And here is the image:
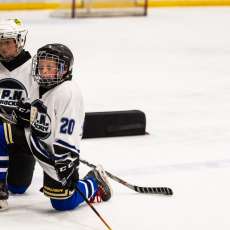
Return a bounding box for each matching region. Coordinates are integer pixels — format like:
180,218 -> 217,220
13,100 -> 31,128
53,145 -> 79,188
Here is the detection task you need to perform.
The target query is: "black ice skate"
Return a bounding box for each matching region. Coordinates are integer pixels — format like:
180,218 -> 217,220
85,165 -> 112,203
0,180 -> 8,210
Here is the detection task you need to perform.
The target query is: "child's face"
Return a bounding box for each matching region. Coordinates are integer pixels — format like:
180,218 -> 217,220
0,38 -> 18,60
38,59 -> 58,79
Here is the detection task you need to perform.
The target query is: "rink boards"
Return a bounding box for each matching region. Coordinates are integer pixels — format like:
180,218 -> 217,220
1,0 -> 230,10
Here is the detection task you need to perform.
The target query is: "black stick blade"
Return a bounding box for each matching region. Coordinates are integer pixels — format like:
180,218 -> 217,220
134,186 -> 173,195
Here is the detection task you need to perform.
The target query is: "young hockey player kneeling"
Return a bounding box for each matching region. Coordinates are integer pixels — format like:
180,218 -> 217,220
28,43 -> 112,210
0,19 -> 38,210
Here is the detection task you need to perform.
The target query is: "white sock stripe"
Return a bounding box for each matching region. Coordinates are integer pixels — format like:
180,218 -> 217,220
0,156 -> 9,160
87,179 -> 95,197
78,180 -> 89,198
0,168 -> 7,172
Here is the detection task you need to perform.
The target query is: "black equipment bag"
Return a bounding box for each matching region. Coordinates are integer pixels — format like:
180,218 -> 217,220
83,110 -> 146,138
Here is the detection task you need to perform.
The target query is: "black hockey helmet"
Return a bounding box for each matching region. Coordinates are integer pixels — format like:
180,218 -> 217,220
32,43 -> 74,88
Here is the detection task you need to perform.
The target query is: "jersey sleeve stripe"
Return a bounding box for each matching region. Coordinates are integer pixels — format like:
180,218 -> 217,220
30,135 -> 52,160
54,139 -> 80,154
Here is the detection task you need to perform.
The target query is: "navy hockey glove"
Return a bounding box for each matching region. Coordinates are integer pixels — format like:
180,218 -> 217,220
53,145 -> 79,188
14,100 -> 31,128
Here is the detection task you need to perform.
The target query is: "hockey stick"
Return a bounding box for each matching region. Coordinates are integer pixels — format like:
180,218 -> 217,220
75,186 -> 112,230
0,106 -> 17,124
80,158 -> 173,195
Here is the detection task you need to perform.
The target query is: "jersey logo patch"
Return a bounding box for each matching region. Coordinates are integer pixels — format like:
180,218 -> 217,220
0,78 -> 28,114
30,99 -> 51,140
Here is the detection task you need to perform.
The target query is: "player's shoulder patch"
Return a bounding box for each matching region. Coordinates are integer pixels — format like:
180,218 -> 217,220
0,78 -> 28,113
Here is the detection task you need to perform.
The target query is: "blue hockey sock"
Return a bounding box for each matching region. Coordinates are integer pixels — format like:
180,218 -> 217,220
7,184 -> 28,194
50,177 -> 98,211
0,124 -> 9,181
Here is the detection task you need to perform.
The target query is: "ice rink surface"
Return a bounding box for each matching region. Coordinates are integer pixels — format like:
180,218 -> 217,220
1,7 -> 230,230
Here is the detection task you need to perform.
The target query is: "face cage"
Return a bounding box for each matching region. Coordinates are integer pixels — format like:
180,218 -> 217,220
0,30 -> 27,61
32,53 -> 67,88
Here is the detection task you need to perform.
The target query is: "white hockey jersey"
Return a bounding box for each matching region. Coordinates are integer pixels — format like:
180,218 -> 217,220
40,80 -> 84,154
0,52 -> 39,147
0,52 -> 39,114
30,80 -> 85,182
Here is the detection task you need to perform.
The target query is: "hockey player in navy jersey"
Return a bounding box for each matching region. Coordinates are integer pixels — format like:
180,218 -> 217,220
0,18 -> 39,210
28,43 -> 112,210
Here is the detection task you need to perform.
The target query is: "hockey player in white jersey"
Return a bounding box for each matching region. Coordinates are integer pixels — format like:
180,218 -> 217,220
0,19 -> 39,210
29,43 -> 112,210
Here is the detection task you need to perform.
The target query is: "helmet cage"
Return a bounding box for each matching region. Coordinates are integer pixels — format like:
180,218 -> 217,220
32,51 -> 69,88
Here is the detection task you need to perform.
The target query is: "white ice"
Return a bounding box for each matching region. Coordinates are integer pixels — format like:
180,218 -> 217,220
1,7 -> 230,230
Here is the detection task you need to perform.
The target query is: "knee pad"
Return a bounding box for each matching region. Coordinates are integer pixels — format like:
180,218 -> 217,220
50,193 -> 78,211
7,154 -> 35,188
50,179 -> 98,211
8,184 -> 28,194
